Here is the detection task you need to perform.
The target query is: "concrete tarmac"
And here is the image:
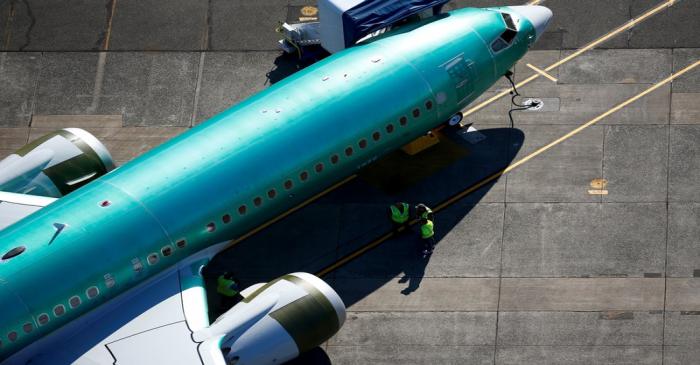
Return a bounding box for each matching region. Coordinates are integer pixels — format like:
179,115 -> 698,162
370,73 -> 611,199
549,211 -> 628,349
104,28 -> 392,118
1,0 -> 700,364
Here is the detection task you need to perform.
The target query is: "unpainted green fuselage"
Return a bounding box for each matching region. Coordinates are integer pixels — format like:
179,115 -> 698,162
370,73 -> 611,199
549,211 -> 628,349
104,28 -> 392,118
0,7 -> 536,361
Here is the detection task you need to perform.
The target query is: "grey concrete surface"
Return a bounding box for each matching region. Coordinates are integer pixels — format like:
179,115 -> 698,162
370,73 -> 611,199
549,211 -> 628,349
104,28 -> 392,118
0,52 -> 41,127
670,50 -> 700,126
326,344 -> 494,365
669,126 -> 700,202
496,345 -> 662,365
664,346 -> 700,365
332,277 -> 499,312
330,312 -> 496,346
34,52 -> 199,126
602,125 -> 668,202
558,49 -> 672,85
0,127 -> 28,157
511,83 -> 671,125
108,0 -> 208,51
666,279 -> 700,311
671,93 -> 700,125
672,49 -> 700,93
664,311 -> 700,346
208,0 -> 287,51
195,52 -> 278,123
497,311 -> 663,346
668,203 -> 700,278
0,0 -> 106,51
0,0 -> 699,364
630,0 -> 700,49
499,278 -> 665,311
505,125 -> 603,203
502,203 -> 667,277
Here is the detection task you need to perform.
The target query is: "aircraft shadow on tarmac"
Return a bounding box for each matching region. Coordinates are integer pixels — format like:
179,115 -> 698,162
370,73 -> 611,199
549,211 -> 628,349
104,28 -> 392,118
201,126 -> 524,363
205,125 -> 524,310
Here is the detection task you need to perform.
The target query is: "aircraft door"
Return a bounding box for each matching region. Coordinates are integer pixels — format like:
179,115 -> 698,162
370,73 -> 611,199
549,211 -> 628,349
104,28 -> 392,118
443,53 -> 477,105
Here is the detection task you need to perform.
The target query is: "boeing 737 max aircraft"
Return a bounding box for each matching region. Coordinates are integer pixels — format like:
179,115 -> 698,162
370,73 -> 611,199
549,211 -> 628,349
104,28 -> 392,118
0,5 -> 551,365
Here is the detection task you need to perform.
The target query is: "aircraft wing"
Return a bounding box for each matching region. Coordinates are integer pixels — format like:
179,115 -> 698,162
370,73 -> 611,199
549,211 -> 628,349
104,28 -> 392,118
12,251 -> 226,365
0,192 -> 56,230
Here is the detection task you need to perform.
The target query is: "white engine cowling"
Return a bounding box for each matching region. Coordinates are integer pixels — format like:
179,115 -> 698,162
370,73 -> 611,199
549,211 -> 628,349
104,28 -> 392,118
195,272 -> 346,365
0,128 -> 115,197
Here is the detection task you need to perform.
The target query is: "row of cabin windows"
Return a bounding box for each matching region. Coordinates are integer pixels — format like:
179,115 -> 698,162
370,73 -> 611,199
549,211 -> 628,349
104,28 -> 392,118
2,241 -> 193,346
1,99 -> 432,348
202,99 -> 434,233
2,202 -> 195,346
2,285 -> 103,346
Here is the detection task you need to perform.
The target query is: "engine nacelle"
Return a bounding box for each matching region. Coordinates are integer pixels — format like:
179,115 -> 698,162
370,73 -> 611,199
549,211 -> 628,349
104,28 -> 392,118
195,272 -> 346,365
0,128 -> 115,197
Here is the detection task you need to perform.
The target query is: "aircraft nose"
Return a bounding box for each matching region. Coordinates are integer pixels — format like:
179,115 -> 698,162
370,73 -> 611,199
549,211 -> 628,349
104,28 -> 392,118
509,5 -> 553,41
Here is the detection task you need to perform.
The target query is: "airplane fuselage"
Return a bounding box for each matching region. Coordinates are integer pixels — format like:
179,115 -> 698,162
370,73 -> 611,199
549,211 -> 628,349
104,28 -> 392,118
0,6 -> 540,361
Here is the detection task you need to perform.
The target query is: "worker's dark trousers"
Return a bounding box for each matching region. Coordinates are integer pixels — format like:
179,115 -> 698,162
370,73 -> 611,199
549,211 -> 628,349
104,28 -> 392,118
422,236 -> 436,255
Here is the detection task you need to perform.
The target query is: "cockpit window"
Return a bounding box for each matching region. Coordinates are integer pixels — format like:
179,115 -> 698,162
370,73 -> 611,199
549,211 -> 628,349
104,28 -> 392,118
502,13 -> 516,30
491,12 -> 519,53
491,38 -> 508,52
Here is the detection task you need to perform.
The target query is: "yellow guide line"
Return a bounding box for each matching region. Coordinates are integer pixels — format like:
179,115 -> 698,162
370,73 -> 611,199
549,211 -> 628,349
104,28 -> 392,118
317,60 -> 700,277
527,0 -> 544,5
526,63 -> 557,82
462,0 -> 678,118
103,0 -> 119,51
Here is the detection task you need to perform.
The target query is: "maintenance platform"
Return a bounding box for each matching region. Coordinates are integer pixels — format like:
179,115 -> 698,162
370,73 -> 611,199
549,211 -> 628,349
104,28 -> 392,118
1,0 -> 699,363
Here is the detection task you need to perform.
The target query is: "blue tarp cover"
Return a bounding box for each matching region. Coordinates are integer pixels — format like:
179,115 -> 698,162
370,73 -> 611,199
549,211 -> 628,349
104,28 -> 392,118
342,0 -> 450,47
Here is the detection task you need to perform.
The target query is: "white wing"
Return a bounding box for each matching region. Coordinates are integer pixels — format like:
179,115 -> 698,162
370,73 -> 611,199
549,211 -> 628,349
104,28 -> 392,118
9,247 -> 227,365
0,191 -> 56,230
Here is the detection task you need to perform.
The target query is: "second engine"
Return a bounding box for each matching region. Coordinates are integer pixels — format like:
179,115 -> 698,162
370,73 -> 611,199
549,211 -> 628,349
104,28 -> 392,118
195,272 -> 346,365
0,128 -> 115,197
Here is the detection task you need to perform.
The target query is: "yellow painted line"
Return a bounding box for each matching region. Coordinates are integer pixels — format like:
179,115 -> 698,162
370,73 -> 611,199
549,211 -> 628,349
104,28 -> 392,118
224,175 -> 357,250
461,0 -> 678,119
317,60 -> 700,277
3,2 -> 14,50
527,0 -> 544,5
526,63 -> 557,82
103,0 -> 118,51
588,190 -> 609,195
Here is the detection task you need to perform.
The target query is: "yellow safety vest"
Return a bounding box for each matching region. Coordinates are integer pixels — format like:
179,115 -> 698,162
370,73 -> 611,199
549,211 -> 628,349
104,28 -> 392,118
420,220 -> 435,239
217,275 -> 239,297
390,203 -> 410,224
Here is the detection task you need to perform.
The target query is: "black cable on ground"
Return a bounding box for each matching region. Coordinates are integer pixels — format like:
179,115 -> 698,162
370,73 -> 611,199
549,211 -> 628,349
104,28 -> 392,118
504,70 -> 540,128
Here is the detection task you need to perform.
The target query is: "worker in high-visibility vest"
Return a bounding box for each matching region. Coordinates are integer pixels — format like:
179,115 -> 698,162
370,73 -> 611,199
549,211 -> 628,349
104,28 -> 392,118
388,202 -> 410,232
415,203 -> 434,221
217,272 -> 242,309
419,218 -> 436,258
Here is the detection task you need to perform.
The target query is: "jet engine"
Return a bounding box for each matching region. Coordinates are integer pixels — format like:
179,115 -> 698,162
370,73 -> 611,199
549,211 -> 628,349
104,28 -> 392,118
0,128 -> 115,197
195,272 -> 346,365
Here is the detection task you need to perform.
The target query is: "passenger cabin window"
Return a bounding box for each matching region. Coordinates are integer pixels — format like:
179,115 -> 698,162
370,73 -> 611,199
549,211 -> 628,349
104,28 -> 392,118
38,314 -> 50,326
147,253 -> 159,265
491,12 -> 518,53
69,296 -> 81,308
176,239 -> 187,249
86,286 -> 99,299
